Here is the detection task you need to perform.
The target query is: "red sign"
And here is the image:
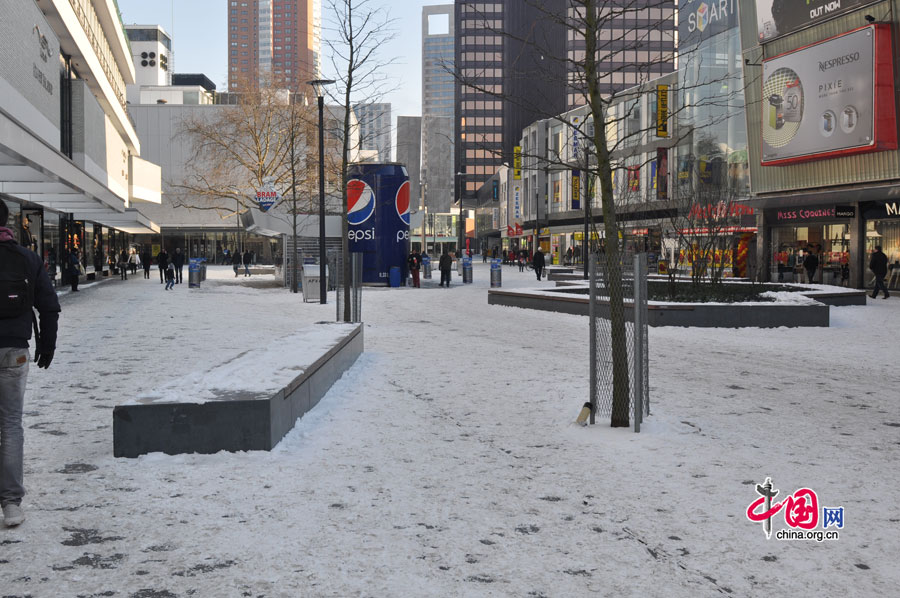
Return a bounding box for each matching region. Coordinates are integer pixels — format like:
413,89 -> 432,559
515,223 -> 523,236
507,225 -> 515,236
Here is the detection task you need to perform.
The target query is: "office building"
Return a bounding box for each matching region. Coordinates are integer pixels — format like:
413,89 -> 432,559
565,1 -> 676,109
454,0 -> 567,197
353,102 -> 391,162
422,4 -> 454,215
228,0 -> 320,92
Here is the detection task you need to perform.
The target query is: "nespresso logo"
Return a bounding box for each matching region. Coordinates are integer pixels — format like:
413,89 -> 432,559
819,52 -> 859,72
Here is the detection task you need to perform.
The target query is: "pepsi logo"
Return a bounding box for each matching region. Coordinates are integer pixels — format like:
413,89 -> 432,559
347,179 -> 375,225
395,180 -> 410,225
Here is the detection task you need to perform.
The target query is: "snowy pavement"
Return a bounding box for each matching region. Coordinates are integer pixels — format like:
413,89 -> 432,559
2,263 -> 899,597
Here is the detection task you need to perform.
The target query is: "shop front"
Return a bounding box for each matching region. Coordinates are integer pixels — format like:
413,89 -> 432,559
766,205 -> 853,284
861,200 -> 900,287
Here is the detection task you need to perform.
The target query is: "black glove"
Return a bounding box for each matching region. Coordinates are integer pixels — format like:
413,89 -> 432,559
34,350 -> 54,369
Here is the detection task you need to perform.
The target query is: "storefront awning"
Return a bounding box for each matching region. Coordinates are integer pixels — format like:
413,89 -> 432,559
749,182 -> 900,209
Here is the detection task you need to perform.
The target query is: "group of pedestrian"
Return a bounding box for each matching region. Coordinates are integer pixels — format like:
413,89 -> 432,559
232,250 -> 253,277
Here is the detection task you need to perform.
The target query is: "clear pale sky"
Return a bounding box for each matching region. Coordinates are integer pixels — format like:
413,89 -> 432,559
117,0 -> 444,121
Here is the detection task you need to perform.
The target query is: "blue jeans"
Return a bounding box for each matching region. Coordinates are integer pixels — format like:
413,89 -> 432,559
0,348 -> 29,506
165,279 -> 175,290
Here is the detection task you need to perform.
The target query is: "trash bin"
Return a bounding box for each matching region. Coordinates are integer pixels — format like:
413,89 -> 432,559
301,265 -> 326,302
188,258 -> 202,289
490,258 -> 502,288
462,257 -> 473,284
389,266 -> 402,288
422,255 -> 432,279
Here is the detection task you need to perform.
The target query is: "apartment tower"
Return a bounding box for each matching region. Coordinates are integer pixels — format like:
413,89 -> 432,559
228,0 -> 320,91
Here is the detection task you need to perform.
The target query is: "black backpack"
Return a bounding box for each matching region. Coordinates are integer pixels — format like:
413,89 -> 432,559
0,243 -> 34,319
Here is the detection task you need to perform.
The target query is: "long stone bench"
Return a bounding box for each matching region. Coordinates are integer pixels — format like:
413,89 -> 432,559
113,323 -> 363,457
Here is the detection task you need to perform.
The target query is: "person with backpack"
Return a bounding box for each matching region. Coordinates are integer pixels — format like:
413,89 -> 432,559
0,201 -> 61,527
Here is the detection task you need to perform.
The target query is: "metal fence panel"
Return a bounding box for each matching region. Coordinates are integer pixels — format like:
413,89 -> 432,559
588,251 -> 649,430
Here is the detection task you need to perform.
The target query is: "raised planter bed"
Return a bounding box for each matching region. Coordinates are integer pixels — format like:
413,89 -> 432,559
113,323 -> 363,457
487,283 -> 865,328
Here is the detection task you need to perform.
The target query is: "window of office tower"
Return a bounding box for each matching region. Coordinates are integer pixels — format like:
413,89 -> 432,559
458,2 -> 504,193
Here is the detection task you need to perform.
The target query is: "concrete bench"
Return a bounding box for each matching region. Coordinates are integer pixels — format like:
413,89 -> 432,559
113,323 -> 363,457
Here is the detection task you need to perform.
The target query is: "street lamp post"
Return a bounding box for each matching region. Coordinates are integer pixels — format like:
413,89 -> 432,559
455,171 -> 466,256
308,79 -> 335,304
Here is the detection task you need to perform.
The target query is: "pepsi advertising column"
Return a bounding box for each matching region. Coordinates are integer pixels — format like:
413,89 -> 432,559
347,163 -> 411,285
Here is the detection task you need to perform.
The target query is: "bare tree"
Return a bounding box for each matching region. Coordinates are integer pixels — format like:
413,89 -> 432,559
324,0 -> 398,321
452,0 -> 751,426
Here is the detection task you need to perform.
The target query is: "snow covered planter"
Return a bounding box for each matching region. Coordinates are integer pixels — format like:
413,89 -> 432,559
113,323 -> 363,457
488,282 -> 867,328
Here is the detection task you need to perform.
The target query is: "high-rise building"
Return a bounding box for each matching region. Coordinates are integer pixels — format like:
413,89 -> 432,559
396,116 -> 422,211
454,0 -> 567,198
353,103 -> 392,162
565,1 -> 676,109
228,0 -> 320,92
422,4 -> 454,214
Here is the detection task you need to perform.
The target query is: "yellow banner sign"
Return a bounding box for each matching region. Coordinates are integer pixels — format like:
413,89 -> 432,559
657,85 -> 669,138
513,146 -> 522,180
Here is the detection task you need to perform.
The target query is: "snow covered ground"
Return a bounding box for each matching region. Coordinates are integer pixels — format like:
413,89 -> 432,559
2,262 -> 898,597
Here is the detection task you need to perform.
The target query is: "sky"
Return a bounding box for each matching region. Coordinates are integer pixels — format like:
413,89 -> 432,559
116,0 -> 445,122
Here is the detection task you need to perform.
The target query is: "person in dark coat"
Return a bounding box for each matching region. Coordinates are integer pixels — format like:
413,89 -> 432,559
803,246 -> 819,284
869,245 -> 889,299
140,249 -> 152,279
118,249 -> 129,280
407,250 -> 421,288
0,201 -> 61,527
172,248 -> 185,284
157,248 -> 169,284
438,249 -> 453,287
242,250 -> 252,276
232,250 -> 242,277
67,249 -> 81,292
533,248 -> 546,281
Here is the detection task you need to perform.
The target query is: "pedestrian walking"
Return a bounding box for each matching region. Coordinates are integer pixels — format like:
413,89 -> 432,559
407,249 -> 421,288
67,249 -> 80,292
439,249 -> 453,287
533,248 -> 546,281
0,200 -> 61,527
140,249 -> 152,279
164,262 -> 176,290
128,249 -> 140,275
117,250 -> 128,280
518,250 -> 525,272
870,245 -> 889,299
231,251 -> 241,277
157,248 -> 169,284
172,248 -> 185,284
243,250 -> 252,276
566,247 -> 573,266
803,245 -> 819,284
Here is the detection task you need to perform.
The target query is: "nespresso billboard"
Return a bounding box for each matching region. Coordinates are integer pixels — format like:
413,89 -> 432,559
756,0 -> 880,43
761,25 -> 897,166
